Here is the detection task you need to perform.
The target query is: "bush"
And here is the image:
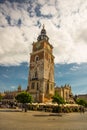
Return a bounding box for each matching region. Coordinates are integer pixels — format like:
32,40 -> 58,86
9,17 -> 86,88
52,106 -> 62,113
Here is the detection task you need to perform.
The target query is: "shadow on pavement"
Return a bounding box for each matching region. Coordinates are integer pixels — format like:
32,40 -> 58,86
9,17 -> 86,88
0,109 -> 22,112
33,113 -> 62,117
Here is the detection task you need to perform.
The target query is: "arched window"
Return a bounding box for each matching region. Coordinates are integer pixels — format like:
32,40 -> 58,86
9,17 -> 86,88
35,55 -> 39,61
31,82 -> 35,89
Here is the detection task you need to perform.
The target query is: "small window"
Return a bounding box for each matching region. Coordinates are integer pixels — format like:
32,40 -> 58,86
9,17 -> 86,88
35,71 -> 38,78
31,82 -> 35,89
35,55 -> 39,61
51,84 -> 53,90
37,82 -> 39,90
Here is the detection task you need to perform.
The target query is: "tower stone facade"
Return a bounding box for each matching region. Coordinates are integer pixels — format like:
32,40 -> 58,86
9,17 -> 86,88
27,25 -> 55,103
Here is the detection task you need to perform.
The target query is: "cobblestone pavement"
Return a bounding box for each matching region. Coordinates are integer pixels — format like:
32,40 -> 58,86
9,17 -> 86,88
0,109 -> 87,130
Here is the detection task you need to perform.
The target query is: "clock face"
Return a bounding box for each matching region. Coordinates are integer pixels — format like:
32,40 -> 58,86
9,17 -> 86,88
36,43 -> 40,49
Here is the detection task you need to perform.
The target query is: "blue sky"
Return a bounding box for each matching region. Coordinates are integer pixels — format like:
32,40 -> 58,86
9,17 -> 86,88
0,62 -> 87,95
0,0 -> 87,95
55,63 -> 87,94
0,63 -> 28,92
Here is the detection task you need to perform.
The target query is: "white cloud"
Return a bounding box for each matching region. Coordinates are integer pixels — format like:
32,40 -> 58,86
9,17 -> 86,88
70,65 -> 80,71
3,74 -> 9,78
11,86 -> 16,90
0,0 -> 87,66
40,4 -> 57,16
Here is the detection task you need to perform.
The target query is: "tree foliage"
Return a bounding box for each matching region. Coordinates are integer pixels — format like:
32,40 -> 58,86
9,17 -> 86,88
52,92 -> 65,105
15,92 -> 33,104
76,98 -> 87,107
0,94 -> 2,101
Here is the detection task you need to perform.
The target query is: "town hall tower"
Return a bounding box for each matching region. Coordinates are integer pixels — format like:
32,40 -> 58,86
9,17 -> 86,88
27,25 -> 55,103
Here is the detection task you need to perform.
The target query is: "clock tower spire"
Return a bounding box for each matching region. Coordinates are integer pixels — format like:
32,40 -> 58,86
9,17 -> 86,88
37,24 -> 49,42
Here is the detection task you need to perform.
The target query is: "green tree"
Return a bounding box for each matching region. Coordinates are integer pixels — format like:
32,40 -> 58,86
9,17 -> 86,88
0,94 -> 2,101
15,92 -> 33,112
52,92 -> 65,106
76,98 -> 87,107
52,92 -> 65,113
